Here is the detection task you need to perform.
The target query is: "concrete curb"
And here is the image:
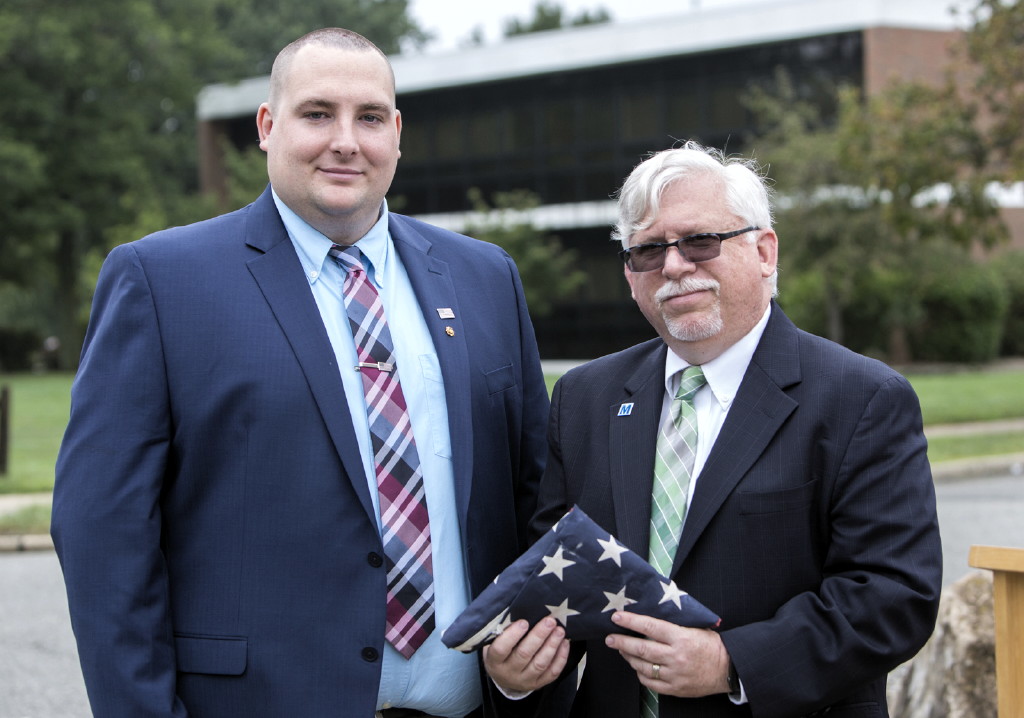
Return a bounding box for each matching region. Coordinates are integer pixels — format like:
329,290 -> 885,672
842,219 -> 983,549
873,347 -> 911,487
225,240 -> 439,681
0,532 -> 54,552
931,453 -> 1024,483
0,493 -> 53,552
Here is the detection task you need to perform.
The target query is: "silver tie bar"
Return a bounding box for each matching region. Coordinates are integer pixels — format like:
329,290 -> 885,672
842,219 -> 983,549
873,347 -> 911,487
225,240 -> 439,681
355,361 -> 394,372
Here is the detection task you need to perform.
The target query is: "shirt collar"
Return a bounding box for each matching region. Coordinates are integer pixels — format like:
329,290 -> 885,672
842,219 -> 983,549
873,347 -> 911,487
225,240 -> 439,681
663,304 -> 772,410
271,189 -> 391,285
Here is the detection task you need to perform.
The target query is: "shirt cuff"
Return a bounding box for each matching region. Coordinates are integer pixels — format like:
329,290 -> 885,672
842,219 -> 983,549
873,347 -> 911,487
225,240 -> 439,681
728,677 -> 748,705
493,680 -> 533,701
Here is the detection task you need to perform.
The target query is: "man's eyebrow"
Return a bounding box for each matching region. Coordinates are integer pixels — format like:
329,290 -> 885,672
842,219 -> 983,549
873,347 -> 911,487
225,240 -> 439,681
357,102 -> 394,114
295,98 -> 337,112
293,99 -> 393,115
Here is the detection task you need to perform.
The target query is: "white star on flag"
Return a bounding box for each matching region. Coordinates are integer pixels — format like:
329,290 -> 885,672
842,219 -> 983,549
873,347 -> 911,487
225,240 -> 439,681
659,580 -> 688,609
601,586 -> 638,613
539,546 -> 576,581
597,535 -> 629,566
546,599 -> 581,625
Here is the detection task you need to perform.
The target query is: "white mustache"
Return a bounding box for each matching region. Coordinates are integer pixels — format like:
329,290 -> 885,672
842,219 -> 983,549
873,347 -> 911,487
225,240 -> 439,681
654,278 -> 720,304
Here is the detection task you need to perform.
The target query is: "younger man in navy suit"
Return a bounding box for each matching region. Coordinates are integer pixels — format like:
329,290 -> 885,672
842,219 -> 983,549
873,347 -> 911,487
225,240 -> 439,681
53,28 -> 549,718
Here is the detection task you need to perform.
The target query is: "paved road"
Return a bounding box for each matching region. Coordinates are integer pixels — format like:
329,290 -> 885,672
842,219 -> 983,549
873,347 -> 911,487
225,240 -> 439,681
936,472 -> 1024,587
0,550 -> 90,718
2,473 -> 1023,718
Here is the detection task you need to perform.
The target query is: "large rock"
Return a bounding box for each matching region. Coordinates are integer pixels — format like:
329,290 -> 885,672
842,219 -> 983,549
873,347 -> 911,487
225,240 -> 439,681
887,570 -> 996,718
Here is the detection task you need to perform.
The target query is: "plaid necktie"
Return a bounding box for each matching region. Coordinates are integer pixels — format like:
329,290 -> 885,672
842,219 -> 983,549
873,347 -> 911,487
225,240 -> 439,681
330,244 -> 434,658
644,365 -> 706,717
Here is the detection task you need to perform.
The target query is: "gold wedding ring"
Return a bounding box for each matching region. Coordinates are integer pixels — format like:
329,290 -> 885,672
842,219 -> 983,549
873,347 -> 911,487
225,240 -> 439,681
652,663 -> 661,680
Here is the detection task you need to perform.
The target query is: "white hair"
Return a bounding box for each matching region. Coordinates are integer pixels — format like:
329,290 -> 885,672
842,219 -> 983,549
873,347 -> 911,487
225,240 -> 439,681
612,141 -> 774,249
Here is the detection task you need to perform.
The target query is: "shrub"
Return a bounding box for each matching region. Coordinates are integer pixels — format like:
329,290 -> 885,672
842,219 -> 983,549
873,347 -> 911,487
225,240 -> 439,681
776,271 -> 828,338
910,259 -> 1008,363
0,327 -> 42,372
992,250 -> 1024,357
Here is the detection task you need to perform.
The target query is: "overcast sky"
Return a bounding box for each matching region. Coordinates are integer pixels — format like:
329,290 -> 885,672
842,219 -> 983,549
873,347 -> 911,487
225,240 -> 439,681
407,0 -> 766,51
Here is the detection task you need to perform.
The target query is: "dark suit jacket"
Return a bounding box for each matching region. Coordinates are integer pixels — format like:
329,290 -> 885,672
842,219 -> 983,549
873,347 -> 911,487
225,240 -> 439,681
51,188 -> 550,718
531,304 -> 942,718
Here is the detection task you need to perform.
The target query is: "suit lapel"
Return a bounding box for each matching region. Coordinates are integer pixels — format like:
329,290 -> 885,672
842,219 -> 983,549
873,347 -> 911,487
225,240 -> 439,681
608,341 -> 667,556
388,215 -> 474,522
243,188 -> 376,522
673,306 -> 801,570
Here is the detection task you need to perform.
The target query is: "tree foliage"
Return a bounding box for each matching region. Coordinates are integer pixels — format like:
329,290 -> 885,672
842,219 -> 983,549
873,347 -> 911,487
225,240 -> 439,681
503,1 -> 612,36
837,79 -> 1001,251
214,0 -> 429,75
750,0 -> 1024,362
745,72 -> 880,345
462,189 -> 585,316
0,0 -> 425,368
747,57 -> 1005,360
0,0 -> 230,365
958,0 -> 1024,178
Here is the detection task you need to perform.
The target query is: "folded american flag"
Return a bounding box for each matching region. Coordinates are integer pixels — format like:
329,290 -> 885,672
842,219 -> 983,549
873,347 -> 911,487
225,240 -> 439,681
442,507 -> 720,652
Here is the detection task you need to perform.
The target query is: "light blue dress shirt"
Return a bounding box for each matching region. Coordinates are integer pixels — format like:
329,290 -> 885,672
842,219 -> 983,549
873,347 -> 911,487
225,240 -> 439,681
272,191 -> 482,716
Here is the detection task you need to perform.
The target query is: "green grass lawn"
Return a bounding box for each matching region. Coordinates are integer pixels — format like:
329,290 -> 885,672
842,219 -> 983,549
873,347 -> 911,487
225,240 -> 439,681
926,431 -> 1024,463
904,369 -> 1024,425
2,366 -> 1023,496
1,373 -> 70,494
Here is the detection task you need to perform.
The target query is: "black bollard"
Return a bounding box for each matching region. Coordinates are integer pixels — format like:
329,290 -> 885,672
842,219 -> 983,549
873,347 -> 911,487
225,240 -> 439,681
0,385 -> 9,475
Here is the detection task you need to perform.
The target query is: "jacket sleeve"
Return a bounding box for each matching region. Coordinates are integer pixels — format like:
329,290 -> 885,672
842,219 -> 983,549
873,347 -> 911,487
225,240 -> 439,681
52,243 -> 188,717
720,373 -> 943,717
503,252 -> 551,550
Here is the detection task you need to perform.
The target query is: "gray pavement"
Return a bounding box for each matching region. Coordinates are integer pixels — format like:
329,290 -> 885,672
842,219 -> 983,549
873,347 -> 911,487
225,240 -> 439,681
936,472 -> 1024,588
0,551 -> 90,718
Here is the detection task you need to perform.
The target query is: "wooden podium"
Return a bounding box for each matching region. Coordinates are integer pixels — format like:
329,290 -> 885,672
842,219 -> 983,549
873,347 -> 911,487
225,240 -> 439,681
969,545 -> 1024,717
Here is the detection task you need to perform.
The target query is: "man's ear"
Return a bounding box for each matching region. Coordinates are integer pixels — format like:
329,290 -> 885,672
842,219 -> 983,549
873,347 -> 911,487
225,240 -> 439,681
257,103 -> 273,151
395,109 -> 402,159
757,228 -> 779,278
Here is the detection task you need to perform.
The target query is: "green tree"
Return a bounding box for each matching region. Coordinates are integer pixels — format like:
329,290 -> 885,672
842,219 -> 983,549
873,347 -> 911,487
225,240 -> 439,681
503,1 -> 611,36
745,72 -> 882,346
839,79 -> 1001,251
0,0 -> 230,367
958,0 -> 1024,178
746,65 -> 1004,361
838,76 -> 1004,361
0,0 -> 426,369
462,188 -> 585,316
215,0 -> 430,75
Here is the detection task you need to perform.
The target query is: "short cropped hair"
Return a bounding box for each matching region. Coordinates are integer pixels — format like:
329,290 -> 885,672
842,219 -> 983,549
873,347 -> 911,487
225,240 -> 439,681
268,28 -> 395,106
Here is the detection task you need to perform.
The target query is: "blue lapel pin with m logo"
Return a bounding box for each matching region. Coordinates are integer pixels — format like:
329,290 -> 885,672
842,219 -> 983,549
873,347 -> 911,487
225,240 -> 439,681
617,403 -> 634,417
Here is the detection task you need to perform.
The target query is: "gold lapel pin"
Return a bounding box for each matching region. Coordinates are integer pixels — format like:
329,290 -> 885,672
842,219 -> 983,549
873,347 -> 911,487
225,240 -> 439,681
445,326 -> 455,337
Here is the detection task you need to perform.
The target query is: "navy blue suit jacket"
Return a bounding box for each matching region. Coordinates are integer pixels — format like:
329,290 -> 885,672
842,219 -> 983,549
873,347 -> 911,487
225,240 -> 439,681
531,304 -> 942,718
52,188 -> 550,717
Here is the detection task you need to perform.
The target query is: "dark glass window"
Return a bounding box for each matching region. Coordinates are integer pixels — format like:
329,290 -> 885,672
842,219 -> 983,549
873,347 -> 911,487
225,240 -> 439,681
467,110 -> 501,157
436,115 -> 466,160
623,89 -> 661,141
379,31 -> 864,214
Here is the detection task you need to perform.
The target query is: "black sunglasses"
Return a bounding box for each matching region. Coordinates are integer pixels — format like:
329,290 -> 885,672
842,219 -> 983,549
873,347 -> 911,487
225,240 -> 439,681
619,226 -> 760,272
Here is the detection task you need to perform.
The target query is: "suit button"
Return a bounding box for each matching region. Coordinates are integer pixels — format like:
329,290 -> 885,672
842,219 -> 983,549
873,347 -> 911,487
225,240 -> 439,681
361,647 -> 379,662
367,552 -> 383,568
